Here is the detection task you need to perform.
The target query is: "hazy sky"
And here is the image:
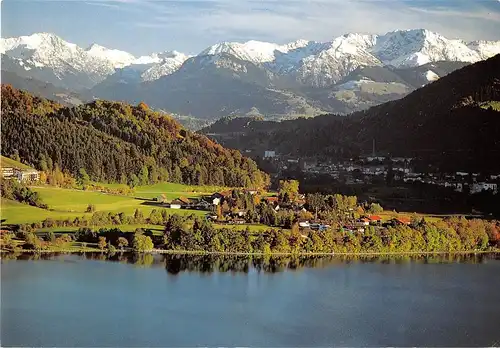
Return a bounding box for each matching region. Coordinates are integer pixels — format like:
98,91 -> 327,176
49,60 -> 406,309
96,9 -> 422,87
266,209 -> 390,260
2,0 -> 500,56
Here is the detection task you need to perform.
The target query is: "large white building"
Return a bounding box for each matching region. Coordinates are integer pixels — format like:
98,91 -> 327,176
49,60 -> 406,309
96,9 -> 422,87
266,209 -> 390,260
1,167 -> 40,182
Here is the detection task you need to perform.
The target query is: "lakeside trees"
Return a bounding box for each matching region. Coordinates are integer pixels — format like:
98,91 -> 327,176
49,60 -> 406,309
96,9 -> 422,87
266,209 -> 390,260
7,187 -> 499,254
7,211 -> 498,254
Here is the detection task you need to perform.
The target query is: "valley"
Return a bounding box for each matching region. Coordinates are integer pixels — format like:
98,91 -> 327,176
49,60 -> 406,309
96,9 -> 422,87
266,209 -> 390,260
1,54 -> 500,255
3,2 -> 500,347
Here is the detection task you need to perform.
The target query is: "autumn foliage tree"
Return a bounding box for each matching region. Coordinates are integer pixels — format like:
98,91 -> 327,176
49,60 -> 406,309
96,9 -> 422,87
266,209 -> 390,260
1,86 -> 269,189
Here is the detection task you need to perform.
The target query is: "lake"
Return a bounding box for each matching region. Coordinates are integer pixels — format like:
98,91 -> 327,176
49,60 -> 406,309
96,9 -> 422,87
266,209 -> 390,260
1,253 -> 500,347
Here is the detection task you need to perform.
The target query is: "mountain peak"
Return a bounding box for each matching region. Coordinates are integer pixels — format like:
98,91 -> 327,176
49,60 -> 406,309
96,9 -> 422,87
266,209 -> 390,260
2,29 -> 500,93
86,43 -> 107,51
85,43 -> 136,67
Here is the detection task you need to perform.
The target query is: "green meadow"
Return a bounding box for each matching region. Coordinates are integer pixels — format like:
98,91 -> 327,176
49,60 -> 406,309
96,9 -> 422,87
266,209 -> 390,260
134,182 -> 228,200
0,155 -> 34,170
1,199 -> 87,225
1,184 -> 209,225
0,182 -> 278,234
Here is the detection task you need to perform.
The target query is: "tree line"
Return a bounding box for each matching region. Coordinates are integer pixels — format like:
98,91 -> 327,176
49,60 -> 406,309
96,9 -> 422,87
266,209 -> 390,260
10,213 -> 500,254
0,179 -> 47,209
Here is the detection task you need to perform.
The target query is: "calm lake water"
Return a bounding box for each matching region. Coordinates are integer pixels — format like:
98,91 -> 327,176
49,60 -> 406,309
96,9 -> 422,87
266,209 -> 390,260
2,253 -> 500,347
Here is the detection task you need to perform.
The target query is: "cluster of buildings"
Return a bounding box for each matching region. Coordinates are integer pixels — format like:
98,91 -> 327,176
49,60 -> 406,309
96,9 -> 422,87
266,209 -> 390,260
343,215 -> 411,234
404,172 -> 498,194
155,193 -> 221,210
262,150 -> 499,195
1,166 -> 40,183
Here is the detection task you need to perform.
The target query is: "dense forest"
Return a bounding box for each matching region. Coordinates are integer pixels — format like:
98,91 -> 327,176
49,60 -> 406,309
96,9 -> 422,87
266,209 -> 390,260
1,85 -> 269,188
201,54 -> 500,173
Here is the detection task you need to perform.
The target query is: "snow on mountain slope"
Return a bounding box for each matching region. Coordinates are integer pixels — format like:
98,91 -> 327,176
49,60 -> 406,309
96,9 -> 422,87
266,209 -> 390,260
99,51 -> 191,85
424,70 -> 440,82
197,29 -> 498,87
200,40 -> 287,64
372,29 -> 480,67
466,40 -> 500,60
85,44 -> 136,68
0,33 -> 120,86
0,33 -> 190,88
292,34 -> 381,86
140,51 -> 191,81
2,29 -> 500,91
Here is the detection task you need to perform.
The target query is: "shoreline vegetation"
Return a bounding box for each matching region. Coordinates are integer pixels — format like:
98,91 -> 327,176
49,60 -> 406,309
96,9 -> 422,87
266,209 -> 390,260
2,248 -> 499,256
2,178 -> 499,257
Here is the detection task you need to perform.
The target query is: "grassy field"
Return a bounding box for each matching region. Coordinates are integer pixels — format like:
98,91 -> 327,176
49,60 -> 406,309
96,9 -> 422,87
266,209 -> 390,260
0,155 -> 34,170
1,185 -> 208,225
1,182 -> 272,231
134,182 -> 228,200
1,199 -> 89,224
377,211 -> 446,223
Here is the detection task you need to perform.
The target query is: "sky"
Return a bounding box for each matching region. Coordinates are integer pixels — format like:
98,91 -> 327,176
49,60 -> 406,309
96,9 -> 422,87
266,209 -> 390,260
1,0 -> 500,56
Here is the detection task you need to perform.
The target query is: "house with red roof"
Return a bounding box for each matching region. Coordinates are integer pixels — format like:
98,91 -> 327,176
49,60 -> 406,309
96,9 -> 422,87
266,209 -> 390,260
393,217 -> 411,225
263,196 -> 279,204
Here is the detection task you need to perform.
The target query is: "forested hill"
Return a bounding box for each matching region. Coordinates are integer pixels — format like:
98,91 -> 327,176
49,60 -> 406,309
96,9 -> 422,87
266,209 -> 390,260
1,85 -> 269,188
202,54 -> 500,173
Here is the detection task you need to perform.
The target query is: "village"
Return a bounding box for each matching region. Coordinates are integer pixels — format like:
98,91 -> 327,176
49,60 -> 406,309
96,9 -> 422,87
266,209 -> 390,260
152,186 -> 415,235
261,150 -> 499,195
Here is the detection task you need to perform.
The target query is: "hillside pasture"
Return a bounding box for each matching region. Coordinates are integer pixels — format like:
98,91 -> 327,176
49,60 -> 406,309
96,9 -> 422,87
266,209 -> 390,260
0,155 -> 35,170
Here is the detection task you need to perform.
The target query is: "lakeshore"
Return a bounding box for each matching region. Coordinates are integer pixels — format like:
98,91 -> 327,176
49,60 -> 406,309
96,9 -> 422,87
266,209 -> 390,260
2,248 -> 498,256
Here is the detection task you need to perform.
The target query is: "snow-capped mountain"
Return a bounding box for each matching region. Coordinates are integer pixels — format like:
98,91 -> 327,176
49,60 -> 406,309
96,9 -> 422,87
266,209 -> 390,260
372,29 -> 481,67
2,29 -> 499,118
116,51 -> 191,83
0,32 -> 190,89
85,44 -> 136,68
0,33 -> 127,89
199,29 -> 500,87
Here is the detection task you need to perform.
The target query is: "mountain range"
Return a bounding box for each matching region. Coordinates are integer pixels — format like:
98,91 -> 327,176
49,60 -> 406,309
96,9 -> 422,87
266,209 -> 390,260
202,54 -> 500,173
2,30 -> 500,119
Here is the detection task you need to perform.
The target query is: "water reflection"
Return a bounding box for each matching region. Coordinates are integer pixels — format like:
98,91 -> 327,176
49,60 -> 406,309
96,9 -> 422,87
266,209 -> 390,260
2,252 -> 498,273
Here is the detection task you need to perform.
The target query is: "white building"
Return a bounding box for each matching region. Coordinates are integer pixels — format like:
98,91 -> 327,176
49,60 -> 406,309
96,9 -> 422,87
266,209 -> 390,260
264,151 -> 276,158
16,169 -> 40,182
443,182 -> 464,193
471,182 -> 498,194
299,221 -> 310,228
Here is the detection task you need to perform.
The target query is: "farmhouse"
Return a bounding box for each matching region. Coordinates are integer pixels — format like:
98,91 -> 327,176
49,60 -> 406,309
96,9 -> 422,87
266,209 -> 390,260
263,196 -> 279,204
368,215 -> 382,224
392,217 -> 411,225
169,199 -> 185,209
